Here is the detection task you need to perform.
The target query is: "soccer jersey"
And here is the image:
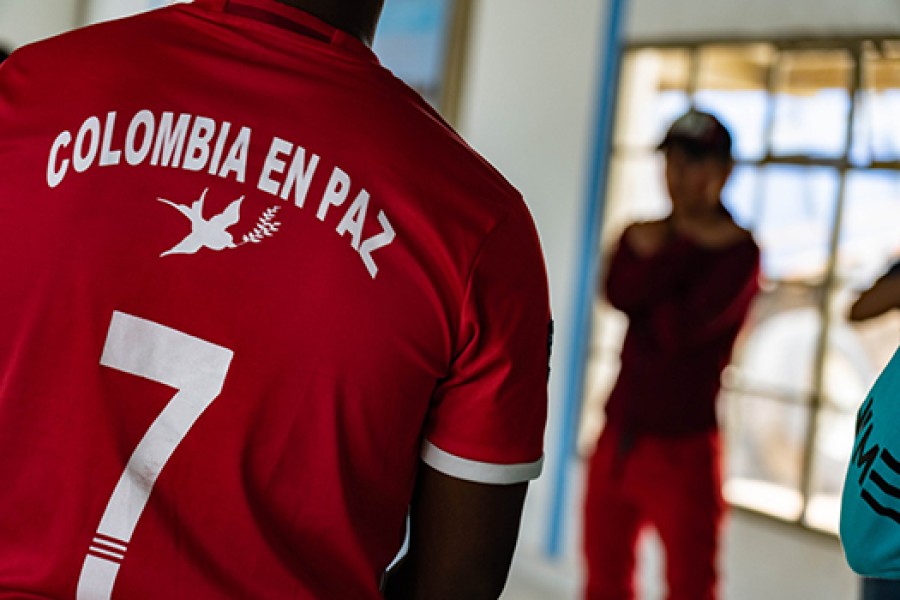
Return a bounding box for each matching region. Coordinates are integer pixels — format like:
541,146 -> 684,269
0,2 -> 551,598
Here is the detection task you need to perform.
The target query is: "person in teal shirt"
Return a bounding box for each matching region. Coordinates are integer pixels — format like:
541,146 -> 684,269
842,260 -> 900,599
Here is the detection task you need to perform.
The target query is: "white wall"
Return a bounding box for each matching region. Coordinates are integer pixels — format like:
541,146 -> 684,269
84,0 -> 183,26
628,0 -> 900,42
0,0 -> 184,50
84,0 -> 151,25
0,0 -> 78,49
457,0 -> 605,551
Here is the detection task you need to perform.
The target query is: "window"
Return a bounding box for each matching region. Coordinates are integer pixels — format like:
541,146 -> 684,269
583,39 -> 900,535
373,0 -> 472,122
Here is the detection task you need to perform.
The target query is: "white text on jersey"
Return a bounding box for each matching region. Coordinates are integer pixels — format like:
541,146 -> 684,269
46,110 -> 397,279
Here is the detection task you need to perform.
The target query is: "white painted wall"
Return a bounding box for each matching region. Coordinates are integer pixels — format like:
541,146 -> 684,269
457,0 -> 605,553
627,0 -> 900,42
0,0 -> 78,50
84,0 -> 183,26
0,0 -> 184,50
84,0 -> 154,24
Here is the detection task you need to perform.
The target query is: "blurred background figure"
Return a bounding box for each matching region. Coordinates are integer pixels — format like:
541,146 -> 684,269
849,261 -> 900,323
582,110 -> 760,600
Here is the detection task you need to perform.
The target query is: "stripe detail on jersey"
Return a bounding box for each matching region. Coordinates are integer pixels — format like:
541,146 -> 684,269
421,441 -> 544,485
87,535 -> 128,564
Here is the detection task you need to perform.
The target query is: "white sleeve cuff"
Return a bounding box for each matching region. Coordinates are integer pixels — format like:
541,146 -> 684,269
421,440 -> 544,485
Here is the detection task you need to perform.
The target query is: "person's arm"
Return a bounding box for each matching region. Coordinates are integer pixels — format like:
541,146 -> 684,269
648,239 -> 760,353
604,222 -> 693,315
389,201 -> 549,598
383,466 -> 526,600
849,273 -> 900,322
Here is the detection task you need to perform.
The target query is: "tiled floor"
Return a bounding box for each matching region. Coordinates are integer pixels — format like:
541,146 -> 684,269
499,509 -> 859,600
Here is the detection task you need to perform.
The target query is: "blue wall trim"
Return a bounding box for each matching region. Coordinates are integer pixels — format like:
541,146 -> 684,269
545,0 -> 629,559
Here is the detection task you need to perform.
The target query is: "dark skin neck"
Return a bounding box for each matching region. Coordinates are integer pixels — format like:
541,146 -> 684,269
275,0 -> 384,46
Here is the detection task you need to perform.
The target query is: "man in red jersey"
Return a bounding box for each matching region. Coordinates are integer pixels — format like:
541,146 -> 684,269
0,1 -> 551,599
583,110 -> 760,600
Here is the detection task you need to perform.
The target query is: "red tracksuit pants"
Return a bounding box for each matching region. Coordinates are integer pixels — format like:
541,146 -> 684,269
583,426 -> 724,600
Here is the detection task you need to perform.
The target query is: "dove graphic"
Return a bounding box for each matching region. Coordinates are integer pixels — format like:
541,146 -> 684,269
159,188 -> 244,257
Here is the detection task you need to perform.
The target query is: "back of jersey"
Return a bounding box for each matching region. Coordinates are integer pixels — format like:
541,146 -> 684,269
0,1 -> 550,599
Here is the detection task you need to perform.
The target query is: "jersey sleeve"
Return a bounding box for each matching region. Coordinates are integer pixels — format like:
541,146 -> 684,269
423,204 -> 551,486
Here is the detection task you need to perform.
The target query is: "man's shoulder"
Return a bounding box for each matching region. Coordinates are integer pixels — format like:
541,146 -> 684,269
719,220 -> 757,250
367,84 -> 525,218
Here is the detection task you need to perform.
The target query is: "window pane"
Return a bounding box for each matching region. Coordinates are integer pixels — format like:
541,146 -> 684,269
604,154 -> 670,232
729,282 -> 821,398
852,43 -> 900,165
724,391 -> 806,521
771,50 -> 853,159
614,49 -> 691,149
830,169 -> 900,402
843,310 -> 900,405
852,91 -> 900,166
821,322 -> 884,411
722,165 -> 761,230
838,170 -> 900,287
755,166 -> 840,281
694,44 -> 774,161
373,0 -> 453,107
806,407 -> 856,534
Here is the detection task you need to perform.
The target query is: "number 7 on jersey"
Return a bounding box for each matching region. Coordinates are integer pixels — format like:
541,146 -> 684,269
77,311 -> 234,600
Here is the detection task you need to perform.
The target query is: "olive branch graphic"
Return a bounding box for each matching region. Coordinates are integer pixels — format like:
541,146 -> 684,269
240,206 -> 282,246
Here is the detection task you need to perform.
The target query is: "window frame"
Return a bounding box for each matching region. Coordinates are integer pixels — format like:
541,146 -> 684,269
589,36 -> 900,535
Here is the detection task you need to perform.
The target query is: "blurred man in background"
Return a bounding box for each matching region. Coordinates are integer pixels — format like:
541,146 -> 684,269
0,1 -> 551,598
583,110 -> 760,600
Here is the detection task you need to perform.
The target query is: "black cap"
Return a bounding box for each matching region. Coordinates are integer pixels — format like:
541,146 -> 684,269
658,109 -> 732,161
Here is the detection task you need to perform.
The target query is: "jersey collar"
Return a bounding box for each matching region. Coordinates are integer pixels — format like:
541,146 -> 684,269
195,0 -> 377,61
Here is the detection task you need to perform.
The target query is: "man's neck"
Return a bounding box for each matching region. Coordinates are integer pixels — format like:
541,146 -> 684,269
274,0 -> 382,47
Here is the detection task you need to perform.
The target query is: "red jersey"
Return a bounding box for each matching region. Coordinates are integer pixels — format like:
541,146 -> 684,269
0,2 -> 551,598
604,229 -> 760,436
